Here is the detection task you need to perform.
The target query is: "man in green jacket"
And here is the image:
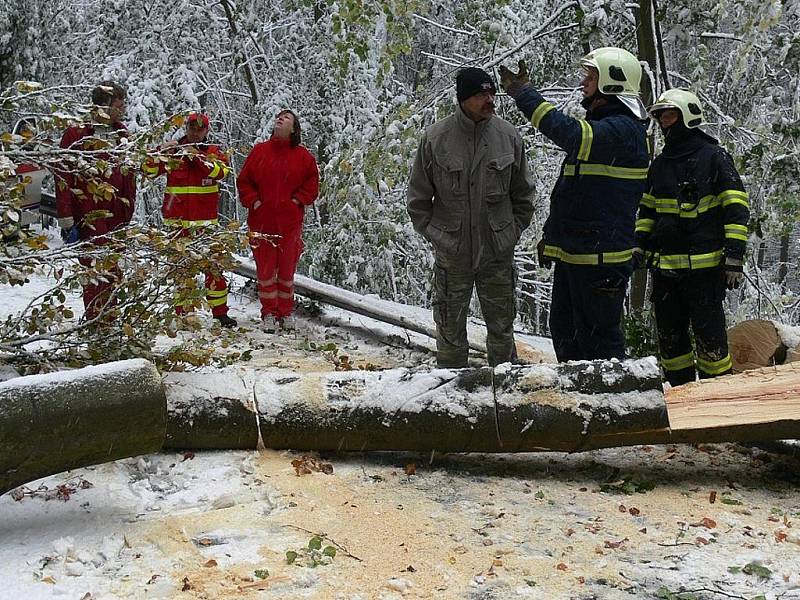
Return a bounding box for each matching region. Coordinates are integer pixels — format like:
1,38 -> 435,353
407,67 -> 536,368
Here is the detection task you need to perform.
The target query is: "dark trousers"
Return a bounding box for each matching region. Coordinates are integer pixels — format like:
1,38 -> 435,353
549,262 -> 628,362
652,269 -> 731,386
432,253 -> 517,368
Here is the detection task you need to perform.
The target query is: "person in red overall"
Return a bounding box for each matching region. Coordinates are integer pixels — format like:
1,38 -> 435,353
237,109 -> 319,332
55,81 -> 136,322
143,112 -> 237,328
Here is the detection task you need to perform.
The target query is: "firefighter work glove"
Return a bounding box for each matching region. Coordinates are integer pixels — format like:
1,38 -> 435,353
498,60 -> 530,99
632,247 -> 646,270
724,257 -> 744,290
537,239 -> 552,269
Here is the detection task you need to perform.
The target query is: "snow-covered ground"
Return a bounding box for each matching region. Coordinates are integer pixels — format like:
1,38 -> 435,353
2,242 -> 800,599
2,442 -> 800,599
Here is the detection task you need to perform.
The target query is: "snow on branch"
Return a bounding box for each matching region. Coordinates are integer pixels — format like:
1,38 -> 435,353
411,14 -> 477,37
487,2 -> 580,69
699,32 -> 743,42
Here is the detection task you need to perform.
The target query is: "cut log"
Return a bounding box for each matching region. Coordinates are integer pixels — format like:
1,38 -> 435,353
164,371 -> 258,449
663,362 -> 800,443
0,359 -> 166,496
163,361 -> 800,453
162,358 -> 669,453
257,358 -> 668,453
728,319 -> 786,372
232,256 -> 552,363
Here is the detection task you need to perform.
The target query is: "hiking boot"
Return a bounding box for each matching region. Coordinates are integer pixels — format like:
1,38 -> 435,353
214,314 -> 238,328
261,314 -> 278,333
279,315 -> 296,331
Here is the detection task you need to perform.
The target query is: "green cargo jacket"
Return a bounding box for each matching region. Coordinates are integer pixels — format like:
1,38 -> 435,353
407,108 -> 535,269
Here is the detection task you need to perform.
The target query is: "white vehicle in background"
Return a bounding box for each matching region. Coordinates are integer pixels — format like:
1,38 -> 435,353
11,118 -> 57,228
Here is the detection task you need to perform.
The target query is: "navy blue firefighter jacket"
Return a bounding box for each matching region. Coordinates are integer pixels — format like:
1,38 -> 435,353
513,86 -> 649,274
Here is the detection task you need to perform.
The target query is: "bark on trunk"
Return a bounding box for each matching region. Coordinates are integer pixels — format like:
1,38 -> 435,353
164,372 -> 259,449
163,361 -> 800,452
163,358 -> 669,453
0,359 -> 166,496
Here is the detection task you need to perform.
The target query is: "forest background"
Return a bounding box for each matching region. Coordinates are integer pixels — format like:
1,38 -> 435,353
1,0 -> 799,371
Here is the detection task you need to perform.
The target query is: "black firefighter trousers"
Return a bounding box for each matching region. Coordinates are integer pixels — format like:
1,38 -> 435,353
549,262 -> 629,362
651,268 -> 732,387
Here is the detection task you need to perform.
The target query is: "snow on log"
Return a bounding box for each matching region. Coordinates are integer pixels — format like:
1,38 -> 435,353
164,372 -> 258,449
0,359 -> 165,496
162,358 -> 669,453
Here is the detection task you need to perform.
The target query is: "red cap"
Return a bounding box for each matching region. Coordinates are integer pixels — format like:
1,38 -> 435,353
186,112 -> 209,128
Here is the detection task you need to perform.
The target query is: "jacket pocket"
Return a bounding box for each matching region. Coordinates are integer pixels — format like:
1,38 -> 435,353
426,216 -> 462,255
487,152 -> 515,195
433,154 -> 465,196
487,194 -> 517,254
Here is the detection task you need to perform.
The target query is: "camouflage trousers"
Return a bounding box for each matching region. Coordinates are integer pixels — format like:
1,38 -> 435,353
432,252 -> 518,368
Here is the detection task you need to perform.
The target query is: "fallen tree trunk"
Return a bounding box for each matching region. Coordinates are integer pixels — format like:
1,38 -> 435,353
165,371 -> 258,449
164,361 -> 800,452
162,358 -> 669,452
7,359 -> 800,496
0,359 -> 166,496
232,256 -> 550,363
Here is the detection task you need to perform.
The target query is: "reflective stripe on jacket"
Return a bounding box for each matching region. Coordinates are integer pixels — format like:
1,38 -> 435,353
635,131 -> 749,270
143,137 -> 230,224
513,87 -> 649,268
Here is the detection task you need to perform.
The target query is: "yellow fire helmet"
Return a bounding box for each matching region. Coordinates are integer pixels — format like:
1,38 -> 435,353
580,47 -> 646,119
648,88 -> 705,128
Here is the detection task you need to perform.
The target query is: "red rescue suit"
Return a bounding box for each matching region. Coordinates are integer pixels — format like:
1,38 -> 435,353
237,137 -> 319,318
55,123 -> 137,320
143,137 -> 232,316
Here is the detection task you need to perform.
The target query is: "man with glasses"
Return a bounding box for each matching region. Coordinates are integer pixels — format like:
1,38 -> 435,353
407,67 -> 535,368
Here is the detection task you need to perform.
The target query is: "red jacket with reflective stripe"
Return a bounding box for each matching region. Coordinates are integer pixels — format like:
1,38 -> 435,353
237,137 -> 319,234
55,123 -> 136,240
143,137 -> 230,223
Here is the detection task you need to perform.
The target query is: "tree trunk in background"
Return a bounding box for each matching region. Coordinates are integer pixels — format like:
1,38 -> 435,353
630,0 -> 669,312
233,256 -> 552,363
0,360 -> 166,496
779,233 -> 790,291
219,0 -> 259,105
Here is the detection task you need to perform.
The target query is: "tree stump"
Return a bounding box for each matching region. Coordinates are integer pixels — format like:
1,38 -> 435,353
728,319 -> 786,372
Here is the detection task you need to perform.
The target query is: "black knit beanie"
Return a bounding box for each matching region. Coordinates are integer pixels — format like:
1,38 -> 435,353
456,68 -> 497,102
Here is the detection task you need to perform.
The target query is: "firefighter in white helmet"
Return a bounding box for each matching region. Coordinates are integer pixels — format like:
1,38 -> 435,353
499,47 -> 649,361
634,88 -> 750,386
